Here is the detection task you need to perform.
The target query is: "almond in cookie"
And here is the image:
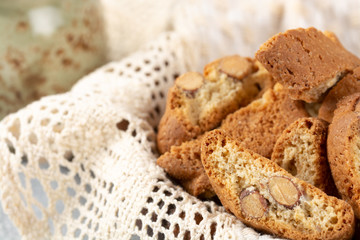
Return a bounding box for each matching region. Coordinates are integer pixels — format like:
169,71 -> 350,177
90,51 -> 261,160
158,84 -> 308,197
201,130 -> 355,240
271,117 -> 337,196
157,55 -> 274,154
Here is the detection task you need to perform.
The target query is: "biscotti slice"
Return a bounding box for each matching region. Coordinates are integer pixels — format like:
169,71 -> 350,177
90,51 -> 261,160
157,136 -> 214,198
221,83 -> 309,158
157,55 -> 274,153
157,84 -> 307,198
256,27 -> 360,103
328,93 -> 360,218
318,66 -> 360,122
271,117 -> 337,196
202,130 -> 355,240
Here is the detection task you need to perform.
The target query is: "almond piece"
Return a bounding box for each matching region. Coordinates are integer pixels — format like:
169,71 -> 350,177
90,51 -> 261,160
268,176 -> 301,208
219,56 -> 253,80
175,72 -> 204,98
239,188 -> 268,218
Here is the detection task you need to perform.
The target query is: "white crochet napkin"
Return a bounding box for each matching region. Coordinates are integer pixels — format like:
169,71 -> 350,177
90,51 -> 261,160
1,0 -> 360,239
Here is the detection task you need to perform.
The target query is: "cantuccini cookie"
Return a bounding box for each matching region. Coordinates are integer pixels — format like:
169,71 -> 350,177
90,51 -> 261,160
328,93 -> 360,218
271,117 -> 337,196
157,55 -> 273,154
202,130 -> 355,240
318,66 -> 360,123
156,136 -> 214,198
157,84 -> 308,197
221,83 -> 309,158
255,27 -> 360,103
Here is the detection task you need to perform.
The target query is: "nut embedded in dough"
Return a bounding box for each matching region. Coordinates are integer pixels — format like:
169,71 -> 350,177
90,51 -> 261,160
219,55 -> 253,80
268,176 -> 301,208
239,188 -> 268,218
175,72 -> 204,97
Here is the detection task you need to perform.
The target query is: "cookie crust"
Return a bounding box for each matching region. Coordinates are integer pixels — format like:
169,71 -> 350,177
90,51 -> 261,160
328,93 -> 360,218
271,117 -> 337,196
256,27 -> 360,102
202,130 -> 355,240
157,56 -> 273,154
319,66 -> 360,122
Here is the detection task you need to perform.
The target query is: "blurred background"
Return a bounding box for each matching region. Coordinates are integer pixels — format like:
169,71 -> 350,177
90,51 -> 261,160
0,0 -> 359,238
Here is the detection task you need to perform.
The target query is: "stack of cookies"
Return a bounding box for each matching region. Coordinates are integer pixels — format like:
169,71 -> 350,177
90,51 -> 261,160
156,27 -> 360,240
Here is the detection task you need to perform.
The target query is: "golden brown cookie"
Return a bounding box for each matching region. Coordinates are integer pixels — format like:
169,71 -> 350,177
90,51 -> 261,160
256,27 -> 360,103
328,93 -> 360,218
318,66 -> 360,123
156,136 -> 214,198
271,117 -> 337,196
202,130 -> 355,240
156,56 -> 274,154
221,83 -> 309,158
157,84 -> 307,197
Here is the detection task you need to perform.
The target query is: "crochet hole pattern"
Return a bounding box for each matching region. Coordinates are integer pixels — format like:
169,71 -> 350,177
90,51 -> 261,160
0,32 -> 280,239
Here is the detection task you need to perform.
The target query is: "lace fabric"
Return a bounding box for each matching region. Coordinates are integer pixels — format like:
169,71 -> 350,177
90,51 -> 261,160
1,0 -> 360,239
0,32 -> 281,239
